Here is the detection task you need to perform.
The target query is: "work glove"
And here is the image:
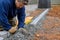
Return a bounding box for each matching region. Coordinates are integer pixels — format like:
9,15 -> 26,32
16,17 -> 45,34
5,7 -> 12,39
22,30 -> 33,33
8,17 -> 18,34
8,26 -> 18,34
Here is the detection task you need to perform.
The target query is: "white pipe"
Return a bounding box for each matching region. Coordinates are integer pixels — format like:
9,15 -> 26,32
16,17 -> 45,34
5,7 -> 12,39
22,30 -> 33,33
30,8 -> 49,25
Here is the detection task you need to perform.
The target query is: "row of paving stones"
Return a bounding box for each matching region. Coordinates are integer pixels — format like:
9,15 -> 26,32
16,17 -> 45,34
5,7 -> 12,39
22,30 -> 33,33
4,25 -> 36,40
3,14 -> 46,40
3,17 -> 45,40
4,17 -> 46,40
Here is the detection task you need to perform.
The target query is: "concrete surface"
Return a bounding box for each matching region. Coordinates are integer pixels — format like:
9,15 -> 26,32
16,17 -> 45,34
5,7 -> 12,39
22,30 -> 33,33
25,4 -> 38,16
0,31 -> 10,38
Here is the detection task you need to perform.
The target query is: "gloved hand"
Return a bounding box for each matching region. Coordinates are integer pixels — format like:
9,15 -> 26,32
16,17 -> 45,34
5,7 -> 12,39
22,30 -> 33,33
8,17 -> 18,34
8,26 -> 18,34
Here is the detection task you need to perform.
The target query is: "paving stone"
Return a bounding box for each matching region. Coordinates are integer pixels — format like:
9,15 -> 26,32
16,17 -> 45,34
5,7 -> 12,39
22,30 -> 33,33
0,37 -> 4,40
0,31 -> 10,38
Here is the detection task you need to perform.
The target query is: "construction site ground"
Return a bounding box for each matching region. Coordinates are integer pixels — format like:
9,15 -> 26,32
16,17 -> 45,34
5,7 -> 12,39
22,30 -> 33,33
33,5 -> 60,40
0,5 -> 60,40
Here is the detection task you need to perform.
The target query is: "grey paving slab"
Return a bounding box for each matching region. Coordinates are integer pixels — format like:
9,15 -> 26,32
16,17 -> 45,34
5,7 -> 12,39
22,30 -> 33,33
0,31 -> 10,38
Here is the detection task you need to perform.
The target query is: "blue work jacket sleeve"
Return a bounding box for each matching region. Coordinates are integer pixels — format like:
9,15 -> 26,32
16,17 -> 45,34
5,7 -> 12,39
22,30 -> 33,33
17,6 -> 25,28
0,1 -> 11,31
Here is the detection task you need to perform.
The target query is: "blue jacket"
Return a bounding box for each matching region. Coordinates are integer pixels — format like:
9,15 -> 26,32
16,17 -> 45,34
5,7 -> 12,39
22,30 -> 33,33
0,0 -> 25,31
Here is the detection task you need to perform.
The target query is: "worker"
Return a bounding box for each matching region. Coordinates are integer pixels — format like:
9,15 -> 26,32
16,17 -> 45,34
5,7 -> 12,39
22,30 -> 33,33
0,0 -> 28,33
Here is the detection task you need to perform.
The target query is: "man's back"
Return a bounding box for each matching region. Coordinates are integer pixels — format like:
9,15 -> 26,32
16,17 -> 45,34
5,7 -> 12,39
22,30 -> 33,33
0,0 -> 13,31
0,0 -> 17,31
0,0 -> 16,19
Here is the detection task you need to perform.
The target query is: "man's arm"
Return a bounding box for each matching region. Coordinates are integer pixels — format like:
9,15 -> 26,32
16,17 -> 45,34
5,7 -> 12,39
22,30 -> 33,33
0,1 -> 11,31
0,1 -> 17,34
17,6 -> 25,28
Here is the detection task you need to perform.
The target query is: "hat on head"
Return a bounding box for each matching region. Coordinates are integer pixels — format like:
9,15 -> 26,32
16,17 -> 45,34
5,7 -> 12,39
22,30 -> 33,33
18,0 -> 28,5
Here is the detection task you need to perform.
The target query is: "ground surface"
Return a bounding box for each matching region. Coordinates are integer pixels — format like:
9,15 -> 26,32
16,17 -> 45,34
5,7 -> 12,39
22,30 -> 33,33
3,5 -> 60,40
33,5 -> 60,40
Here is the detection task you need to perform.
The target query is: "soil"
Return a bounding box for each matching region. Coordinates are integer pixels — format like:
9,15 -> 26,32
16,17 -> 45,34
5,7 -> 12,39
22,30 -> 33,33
47,5 -> 60,18
26,9 -> 45,17
33,5 -> 60,40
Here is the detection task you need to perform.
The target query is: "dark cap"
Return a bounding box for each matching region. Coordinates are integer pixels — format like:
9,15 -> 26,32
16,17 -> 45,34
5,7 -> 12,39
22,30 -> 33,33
18,0 -> 28,5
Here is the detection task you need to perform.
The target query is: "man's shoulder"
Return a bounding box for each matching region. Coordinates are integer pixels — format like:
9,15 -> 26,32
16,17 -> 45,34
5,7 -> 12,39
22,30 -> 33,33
0,0 -> 11,6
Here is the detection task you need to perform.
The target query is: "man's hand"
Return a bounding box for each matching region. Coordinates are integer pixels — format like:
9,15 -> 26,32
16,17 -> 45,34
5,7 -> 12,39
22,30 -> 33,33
8,27 -> 17,34
8,17 -> 18,34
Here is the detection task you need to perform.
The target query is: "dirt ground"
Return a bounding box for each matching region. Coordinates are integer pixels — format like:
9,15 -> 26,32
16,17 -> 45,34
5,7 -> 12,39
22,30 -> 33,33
26,9 -> 45,18
33,5 -> 60,40
47,5 -> 60,18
